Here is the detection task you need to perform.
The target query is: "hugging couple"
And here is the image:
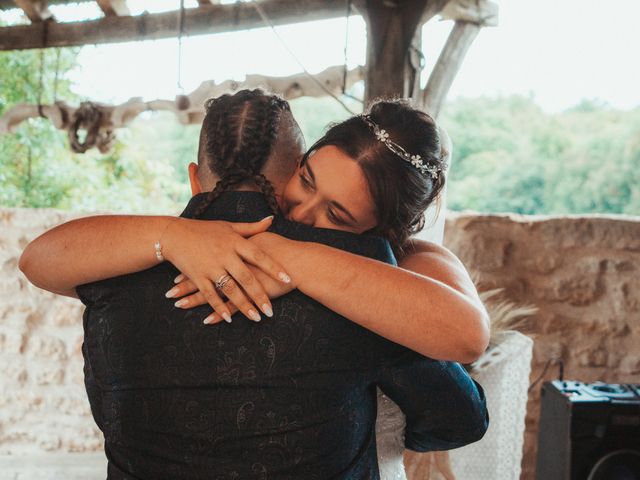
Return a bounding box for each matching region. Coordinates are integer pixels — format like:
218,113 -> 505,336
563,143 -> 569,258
20,89 -> 490,479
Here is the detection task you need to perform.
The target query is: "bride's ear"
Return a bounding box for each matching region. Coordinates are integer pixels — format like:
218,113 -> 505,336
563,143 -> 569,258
188,163 -> 203,195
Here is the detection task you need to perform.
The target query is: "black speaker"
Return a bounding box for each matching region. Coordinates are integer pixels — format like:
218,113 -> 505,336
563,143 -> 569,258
535,380 -> 640,480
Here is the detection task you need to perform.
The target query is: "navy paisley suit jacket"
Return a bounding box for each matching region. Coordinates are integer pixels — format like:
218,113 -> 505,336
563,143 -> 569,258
77,191 -> 487,480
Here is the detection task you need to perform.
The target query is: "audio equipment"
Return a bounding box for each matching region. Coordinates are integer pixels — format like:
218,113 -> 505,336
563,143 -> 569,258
535,380 -> 640,480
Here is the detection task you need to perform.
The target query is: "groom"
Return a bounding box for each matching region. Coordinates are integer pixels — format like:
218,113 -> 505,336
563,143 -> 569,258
74,90 -> 487,479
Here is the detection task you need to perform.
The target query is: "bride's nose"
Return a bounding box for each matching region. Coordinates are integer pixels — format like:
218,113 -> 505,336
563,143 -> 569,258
288,201 -> 317,226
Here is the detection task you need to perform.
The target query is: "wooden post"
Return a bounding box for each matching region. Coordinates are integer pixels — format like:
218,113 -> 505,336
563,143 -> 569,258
421,20 -> 481,118
421,0 -> 498,117
358,0 -> 447,105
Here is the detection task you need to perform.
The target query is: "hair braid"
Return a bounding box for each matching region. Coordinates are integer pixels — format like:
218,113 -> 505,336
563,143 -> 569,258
195,89 -> 290,217
192,90 -> 290,218
253,173 -> 279,215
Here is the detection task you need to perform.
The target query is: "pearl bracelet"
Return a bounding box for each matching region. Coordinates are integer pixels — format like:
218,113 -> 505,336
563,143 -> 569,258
154,241 -> 164,262
154,218 -> 178,263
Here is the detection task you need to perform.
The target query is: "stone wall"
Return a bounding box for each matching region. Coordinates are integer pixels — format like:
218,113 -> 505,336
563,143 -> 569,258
2,207 -> 639,479
0,208 -> 103,454
444,211 -> 640,480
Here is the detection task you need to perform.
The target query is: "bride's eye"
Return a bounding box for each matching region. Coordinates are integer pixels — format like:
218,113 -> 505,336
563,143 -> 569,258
328,209 -> 346,226
299,173 -> 313,191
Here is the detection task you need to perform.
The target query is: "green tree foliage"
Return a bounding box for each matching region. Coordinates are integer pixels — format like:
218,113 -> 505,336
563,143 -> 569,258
1,47 -> 638,216
0,48 -> 191,213
440,95 -> 640,215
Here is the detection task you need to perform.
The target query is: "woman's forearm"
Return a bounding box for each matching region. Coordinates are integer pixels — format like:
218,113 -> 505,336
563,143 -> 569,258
273,240 -> 489,363
19,215 -> 176,295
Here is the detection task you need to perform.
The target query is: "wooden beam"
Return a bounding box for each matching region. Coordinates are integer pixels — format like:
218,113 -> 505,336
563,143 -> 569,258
13,0 -> 53,23
421,20 -> 481,118
95,0 -> 130,17
440,0 -> 498,27
358,0 -> 448,104
0,66 -> 364,152
0,0 -> 347,51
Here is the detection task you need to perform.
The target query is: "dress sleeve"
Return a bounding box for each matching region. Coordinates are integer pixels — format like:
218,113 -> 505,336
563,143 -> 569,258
376,353 -> 489,452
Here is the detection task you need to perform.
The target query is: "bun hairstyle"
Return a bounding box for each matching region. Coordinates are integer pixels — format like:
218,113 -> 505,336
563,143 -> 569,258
193,89 -> 291,218
302,98 -> 448,254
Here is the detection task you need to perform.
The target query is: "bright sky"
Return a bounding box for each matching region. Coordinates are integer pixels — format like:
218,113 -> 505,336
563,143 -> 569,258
3,0 -> 640,112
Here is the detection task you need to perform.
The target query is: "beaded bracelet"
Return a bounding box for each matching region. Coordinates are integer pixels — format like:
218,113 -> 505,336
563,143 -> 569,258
154,218 -> 178,263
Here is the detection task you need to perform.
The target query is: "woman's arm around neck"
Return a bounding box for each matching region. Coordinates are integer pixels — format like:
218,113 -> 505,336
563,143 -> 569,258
252,233 -> 490,363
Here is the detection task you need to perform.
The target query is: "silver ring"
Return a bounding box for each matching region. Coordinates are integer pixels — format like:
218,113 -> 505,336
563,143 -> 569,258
214,274 -> 233,291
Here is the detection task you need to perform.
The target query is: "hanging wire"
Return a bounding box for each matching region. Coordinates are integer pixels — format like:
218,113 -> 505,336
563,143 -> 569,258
177,0 -> 186,92
53,48 -> 61,102
252,2 -> 357,115
341,0 -> 364,105
342,0 -> 352,94
528,357 -> 564,393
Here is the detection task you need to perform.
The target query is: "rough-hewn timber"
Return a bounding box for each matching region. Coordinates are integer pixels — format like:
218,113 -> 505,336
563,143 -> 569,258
358,0 -> 448,104
421,20 -> 481,118
12,0 -> 53,23
95,0 -> 129,17
0,0 -> 346,51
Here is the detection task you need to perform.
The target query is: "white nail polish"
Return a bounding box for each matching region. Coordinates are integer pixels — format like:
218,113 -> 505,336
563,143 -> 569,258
248,309 -> 261,322
222,312 -> 232,323
174,299 -> 187,308
166,287 -> 179,298
262,304 -> 273,317
174,274 -> 185,284
203,314 -> 215,324
279,272 -> 291,283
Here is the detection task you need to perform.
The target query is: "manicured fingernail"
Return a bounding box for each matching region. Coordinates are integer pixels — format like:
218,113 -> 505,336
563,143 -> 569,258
203,314 -> 215,324
279,272 -> 291,283
222,312 -> 232,323
166,287 -> 179,298
261,215 -> 274,222
262,304 -> 273,317
174,274 -> 185,284
248,309 -> 261,322
174,299 -> 187,308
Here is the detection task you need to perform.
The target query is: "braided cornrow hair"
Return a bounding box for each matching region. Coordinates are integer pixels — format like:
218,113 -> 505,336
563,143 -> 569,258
193,89 -> 291,218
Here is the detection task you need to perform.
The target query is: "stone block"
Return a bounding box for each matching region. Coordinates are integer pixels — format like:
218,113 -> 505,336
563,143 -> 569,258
531,337 -> 564,364
552,275 -> 604,306
576,347 -> 608,367
519,253 -> 562,274
34,365 -> 65,385
25,334 -> 68,361
2,363 -> 29,385
38,434 -> 62,452
619,355 -> 640,374
466,235 -> 513,271
0,330 -> 26,354
621,283 -> 640,312
49,302 -> 84,328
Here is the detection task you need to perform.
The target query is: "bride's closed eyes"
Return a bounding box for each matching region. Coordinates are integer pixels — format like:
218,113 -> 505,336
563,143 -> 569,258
281,145 -> 377,234
298,168 -> 350,228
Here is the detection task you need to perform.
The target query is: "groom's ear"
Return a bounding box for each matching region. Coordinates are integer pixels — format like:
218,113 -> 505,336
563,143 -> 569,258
188,163 -> 203,196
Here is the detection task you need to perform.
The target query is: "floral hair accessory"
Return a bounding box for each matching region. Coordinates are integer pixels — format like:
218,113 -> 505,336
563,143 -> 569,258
360,114 -> 446,179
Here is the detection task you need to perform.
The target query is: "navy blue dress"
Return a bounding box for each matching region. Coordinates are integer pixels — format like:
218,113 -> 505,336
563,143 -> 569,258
77,191 -> 488,479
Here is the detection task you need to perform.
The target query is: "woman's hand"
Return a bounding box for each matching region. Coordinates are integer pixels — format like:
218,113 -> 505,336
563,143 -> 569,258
168,264 -> 295,324
163,217 -> 291,323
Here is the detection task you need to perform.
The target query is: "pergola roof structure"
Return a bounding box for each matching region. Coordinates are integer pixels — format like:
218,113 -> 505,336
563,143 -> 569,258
0,0 -> 356,51
0,0 -> 498,151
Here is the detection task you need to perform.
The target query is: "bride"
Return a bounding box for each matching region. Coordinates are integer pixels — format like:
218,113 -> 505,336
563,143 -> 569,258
21,90 -> 488,478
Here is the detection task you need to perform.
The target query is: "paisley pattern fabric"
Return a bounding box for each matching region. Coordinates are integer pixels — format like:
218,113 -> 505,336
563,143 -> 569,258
77,192 -> 488,480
